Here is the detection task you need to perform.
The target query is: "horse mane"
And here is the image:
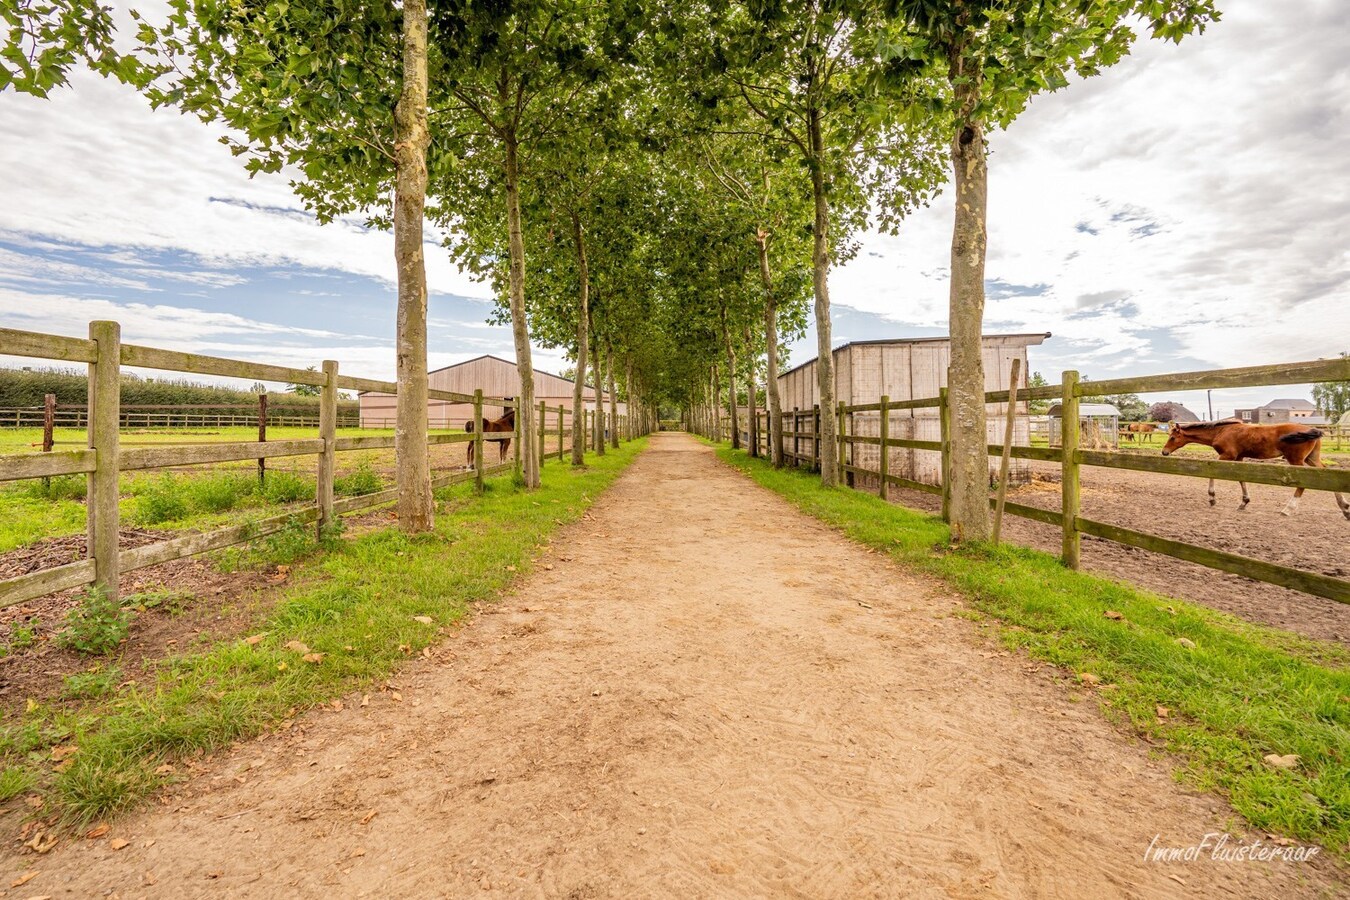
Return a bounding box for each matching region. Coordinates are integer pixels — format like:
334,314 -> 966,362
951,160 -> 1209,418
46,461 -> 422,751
1178,418 -> 1242,430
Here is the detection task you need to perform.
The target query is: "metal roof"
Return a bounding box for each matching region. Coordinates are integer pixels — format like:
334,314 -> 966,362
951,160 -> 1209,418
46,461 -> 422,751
776,333 -> 1052,381
1046,403 -> 1120,417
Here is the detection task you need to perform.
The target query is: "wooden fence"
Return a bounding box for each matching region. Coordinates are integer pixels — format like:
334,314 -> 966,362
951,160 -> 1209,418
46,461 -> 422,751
736,357 -> 1350,604
0,321 -> 637,611
0,401 -> 359,430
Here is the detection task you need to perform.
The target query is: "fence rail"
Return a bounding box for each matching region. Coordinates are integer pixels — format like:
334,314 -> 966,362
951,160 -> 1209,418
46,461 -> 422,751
0,323 -> 644,611
739,354 -> 1350,604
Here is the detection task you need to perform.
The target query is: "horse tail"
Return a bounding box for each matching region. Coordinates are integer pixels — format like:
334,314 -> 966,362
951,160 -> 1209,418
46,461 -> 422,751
1278,429 -> 1322,445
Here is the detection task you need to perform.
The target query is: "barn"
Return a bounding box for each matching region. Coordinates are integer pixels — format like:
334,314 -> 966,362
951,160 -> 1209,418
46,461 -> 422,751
775,333 -> 1050,486
358,355 -> 621,428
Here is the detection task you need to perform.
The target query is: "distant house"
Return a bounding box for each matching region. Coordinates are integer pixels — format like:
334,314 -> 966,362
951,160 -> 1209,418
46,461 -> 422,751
358,355 -> 620,428
1233,398 -> 1323,425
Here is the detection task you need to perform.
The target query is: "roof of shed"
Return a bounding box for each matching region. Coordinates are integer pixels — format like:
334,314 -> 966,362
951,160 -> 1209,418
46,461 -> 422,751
776,333 -> 1052,380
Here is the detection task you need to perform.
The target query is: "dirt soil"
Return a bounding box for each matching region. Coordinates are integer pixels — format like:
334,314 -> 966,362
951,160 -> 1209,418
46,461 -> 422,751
883,461 -> 1350,645
4,434 -> 1339,898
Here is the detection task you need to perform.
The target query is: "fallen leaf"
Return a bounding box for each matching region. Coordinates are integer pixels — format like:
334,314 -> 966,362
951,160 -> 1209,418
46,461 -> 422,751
361,694 -> 370,708
412,616 -> 433,625
244,634 -> 265,646
331,699 -> 344,712
302,653 -> 325,664
1176,637 -> 1197,650
277,662 -> 288,672
543,563 -> 555,571
26,831 -> 58,854
143,870 -> 158,886
1156,706 -> 1170,719
50,744 -> 78,762
1103,610 -> 1124,620
1078,673 -> 1100,685
506,565 -> 517,572
350,847 -> 367,858
109,838 -> 130,851
85,823 -> 110,840
389,691 -> 402,703
154,763 -> 175,775
10,871 -> 38,888
284,640 -> 311,655
1264,753 -> 1300,770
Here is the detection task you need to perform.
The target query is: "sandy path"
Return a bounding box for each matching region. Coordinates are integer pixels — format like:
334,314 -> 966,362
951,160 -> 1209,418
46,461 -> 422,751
13,434 -> 1337,898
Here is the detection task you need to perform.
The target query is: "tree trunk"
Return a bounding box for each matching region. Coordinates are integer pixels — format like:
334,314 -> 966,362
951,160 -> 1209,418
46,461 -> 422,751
808,105 -> 837,486
711,364 -> 722,442
591,328 -> 605,456
743,325 -> 757,457
570,212 -> 589,466
392,0 -> 433,532
946,65 -> 991,541
607,343 -> 619,449
503,131 -> 540,488
719,305 -> 740,450
756,230 -> 784,467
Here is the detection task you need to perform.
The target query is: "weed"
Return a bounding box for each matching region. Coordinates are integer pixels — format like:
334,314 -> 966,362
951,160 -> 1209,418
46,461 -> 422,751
134,475 -> 189,525
25,475 -> 87,502
262,471 -> 314,504
62,666 -> 123,701
125,589 -> 194,617
58,588 -> 133,656
334,459 -> 382,497
6,621 -> 40,654
185,472 -> 255,513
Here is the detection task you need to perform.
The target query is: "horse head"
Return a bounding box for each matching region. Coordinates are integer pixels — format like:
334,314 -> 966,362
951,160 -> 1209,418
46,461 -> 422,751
1160,423 -> 1196,456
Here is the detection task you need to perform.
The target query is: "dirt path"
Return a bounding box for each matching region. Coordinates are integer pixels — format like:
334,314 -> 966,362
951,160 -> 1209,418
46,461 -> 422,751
11,434 -> 1337,898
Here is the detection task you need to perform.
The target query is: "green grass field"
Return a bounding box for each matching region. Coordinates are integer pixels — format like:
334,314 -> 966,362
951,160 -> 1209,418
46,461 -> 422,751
717,444 -> 1350,858
1,438 -> 646,823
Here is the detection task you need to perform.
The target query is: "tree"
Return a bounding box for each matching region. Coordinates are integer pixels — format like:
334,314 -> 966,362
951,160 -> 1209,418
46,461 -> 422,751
1026,371 -> 1050,415
668,0 -> 944,484
1311,352 -> 1350,422
431,0 -> 611,489
287,367 -> 321,397
893,0 -> 1219,540
137,0 -> 438,532
1,0 -> 122,95
1149,401 -> 1191,423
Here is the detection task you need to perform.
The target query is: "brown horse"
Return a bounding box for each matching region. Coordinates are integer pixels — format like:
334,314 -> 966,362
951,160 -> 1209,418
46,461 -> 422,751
465,407 -> 515,467
1161,419 -> 1349,519
1121,422 -> 1160,443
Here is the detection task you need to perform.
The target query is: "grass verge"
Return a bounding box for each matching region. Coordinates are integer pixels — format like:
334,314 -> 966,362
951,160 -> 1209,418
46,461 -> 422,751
716,444 -> 1350,858
3,439 -> 645,824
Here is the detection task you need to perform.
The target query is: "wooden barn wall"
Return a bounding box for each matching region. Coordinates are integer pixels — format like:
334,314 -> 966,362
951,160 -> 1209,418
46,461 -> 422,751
782,339 -> 1037,487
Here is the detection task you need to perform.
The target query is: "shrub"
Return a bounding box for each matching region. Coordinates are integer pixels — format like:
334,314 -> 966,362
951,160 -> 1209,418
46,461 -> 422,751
335,460 -> 382,497
134,476 -> 189,525
262,470 -> 314,504
59,589 -> 133,655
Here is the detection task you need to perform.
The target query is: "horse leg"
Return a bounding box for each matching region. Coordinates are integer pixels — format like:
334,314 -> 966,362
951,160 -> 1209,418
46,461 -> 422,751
1237,481 -> 1249,511
1207,478 -> 1216,507
1302,443 -> 1350,521
500,437 -> 510,463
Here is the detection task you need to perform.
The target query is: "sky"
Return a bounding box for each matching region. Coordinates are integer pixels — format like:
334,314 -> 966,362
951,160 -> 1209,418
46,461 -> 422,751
1,1 -> 1346,416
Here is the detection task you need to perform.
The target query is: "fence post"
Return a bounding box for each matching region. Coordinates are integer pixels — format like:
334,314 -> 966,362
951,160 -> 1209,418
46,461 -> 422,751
812,405 -> 820,471
1061,370 -> 1082,568
836,400 -> 846,485
879,395 -> 890,500
473,389 -> 485,492
88,320 -> 121,603
557,405 -> 564,461
939,385 -> 951,523
316,360 -> 338,536
538,400 -> 546,466
792,407 -> 799,467
992,358 -> 1023,546
257,392 -> 268,487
